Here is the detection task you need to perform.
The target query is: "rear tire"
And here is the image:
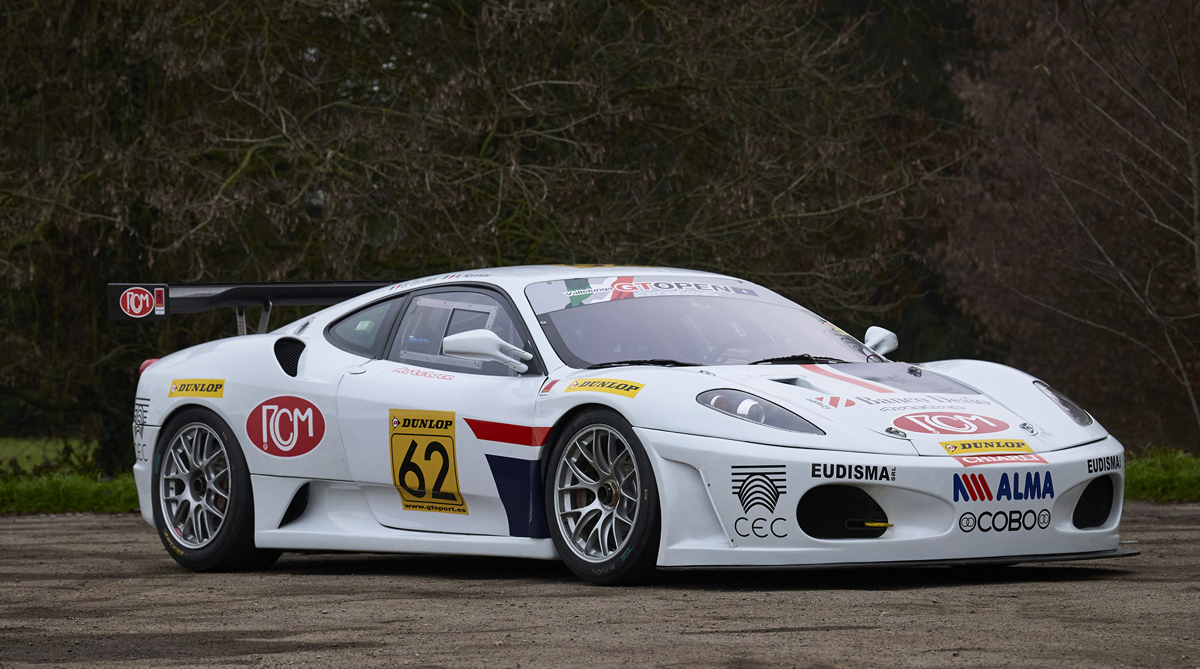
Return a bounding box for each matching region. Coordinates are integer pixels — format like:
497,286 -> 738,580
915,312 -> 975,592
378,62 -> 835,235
545,409 -> 660,585
152,407 -> 280,571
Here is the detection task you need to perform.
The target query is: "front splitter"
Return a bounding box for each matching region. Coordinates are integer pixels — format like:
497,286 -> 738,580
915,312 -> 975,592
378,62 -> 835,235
657,548 -> 1140,570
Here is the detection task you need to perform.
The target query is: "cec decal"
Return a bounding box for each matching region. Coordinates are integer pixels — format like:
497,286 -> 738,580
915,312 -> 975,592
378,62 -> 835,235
564,378 -> 645,398
940,439 -> 1033,456
731,465 -> 788,539
169,379 -> 225,398
953,471 -> 1054,502
894,412 -> 1009,435
246,396 -> 325,457
390,410 -> 468,515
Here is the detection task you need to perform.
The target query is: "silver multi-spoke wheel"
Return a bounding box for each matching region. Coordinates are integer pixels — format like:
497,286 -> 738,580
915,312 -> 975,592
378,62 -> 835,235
553,424 -> 642,563
158,422 -> 231,549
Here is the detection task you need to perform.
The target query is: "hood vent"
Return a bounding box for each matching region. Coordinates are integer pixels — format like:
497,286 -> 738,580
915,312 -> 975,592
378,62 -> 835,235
274,338 -> 305,377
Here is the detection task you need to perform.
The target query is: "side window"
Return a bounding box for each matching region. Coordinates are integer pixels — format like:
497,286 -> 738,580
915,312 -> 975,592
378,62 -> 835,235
387,291 -> 525,377
326,299 -> 400,357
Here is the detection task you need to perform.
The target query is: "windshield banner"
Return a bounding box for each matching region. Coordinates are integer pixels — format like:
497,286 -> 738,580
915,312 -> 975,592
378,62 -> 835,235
526,275 -> 787,313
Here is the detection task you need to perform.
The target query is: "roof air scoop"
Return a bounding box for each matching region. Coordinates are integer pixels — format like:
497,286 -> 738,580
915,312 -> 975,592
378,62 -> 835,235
274,338 -> 306,377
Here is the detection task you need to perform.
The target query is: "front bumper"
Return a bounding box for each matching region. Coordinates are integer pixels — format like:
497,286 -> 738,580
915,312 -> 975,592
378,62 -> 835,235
639,428 -> 1127,568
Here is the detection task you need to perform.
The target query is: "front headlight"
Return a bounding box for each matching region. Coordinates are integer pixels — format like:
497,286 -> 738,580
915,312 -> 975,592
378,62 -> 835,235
697,389 -> 825,434
1034,381 -> 1093,427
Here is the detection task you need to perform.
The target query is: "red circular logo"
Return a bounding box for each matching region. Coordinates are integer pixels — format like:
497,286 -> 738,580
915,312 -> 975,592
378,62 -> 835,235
893,412 -> 1010,435
246,396 -> 325,457
120,287 -> 155,318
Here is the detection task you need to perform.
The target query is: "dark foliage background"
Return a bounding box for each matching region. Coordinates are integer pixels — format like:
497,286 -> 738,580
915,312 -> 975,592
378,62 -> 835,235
0,0 -> 1194,472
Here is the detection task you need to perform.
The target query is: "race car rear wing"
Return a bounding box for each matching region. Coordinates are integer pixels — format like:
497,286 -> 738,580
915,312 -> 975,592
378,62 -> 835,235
107,281 -> 392,335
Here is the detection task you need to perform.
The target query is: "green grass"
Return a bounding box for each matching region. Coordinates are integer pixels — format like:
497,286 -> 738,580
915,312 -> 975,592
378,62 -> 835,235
0,473 -> 139,514
0,437 -> 90,474
1124,448 -> 1200,502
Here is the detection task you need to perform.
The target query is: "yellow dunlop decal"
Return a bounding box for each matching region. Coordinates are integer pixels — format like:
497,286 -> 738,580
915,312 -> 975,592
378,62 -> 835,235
940,439 -> 1034,456
168,379 -> 225,398
389,410 -> 468,515
563,378 -> 645,398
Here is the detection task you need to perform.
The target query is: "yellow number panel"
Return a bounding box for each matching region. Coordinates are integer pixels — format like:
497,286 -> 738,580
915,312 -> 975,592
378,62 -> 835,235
389,410 -> 468,515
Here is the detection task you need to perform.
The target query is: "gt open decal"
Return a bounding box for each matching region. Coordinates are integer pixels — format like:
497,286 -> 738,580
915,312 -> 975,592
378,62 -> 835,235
169,379 -> 225,398
390,410 -> 468,515
896,412 -> 1010,435
563,378 -> 645,398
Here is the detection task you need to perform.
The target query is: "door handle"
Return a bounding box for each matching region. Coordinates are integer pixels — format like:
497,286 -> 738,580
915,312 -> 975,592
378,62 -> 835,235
347,367 -> 366,375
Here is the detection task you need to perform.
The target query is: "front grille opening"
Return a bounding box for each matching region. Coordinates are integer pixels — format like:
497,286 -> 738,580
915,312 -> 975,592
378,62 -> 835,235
797,485 -> 889,539
279,483 -> 310,527
1072,476 -> 1114,529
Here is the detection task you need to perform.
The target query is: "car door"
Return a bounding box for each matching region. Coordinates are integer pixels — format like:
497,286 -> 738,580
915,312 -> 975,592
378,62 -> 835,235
336,286 -> 548,537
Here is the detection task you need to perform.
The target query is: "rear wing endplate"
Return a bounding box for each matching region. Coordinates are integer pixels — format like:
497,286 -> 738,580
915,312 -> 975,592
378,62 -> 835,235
107,281 -> 392,335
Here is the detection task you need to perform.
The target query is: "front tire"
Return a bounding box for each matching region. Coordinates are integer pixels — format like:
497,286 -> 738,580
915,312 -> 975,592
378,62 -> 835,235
152,407 -> 280,571
545,409 -> 660,585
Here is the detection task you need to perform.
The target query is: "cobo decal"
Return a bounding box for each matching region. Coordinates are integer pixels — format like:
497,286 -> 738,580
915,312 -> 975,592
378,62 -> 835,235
246,396 -> 325,457
893,412 -> 1010,435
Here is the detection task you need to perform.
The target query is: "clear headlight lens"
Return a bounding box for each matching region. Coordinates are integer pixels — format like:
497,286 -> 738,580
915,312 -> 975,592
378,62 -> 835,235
1034,381 -> 1093,427
697,389 -> 825,434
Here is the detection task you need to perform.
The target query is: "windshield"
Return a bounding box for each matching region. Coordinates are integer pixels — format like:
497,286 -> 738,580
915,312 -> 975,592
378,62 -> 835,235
525,275 -> 876,367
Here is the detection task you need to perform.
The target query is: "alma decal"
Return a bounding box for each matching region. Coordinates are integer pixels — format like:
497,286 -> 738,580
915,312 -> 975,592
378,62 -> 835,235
245,396 -> 325,457
389,410 -> 468,515
563,378 -> 645,398
169,379 -> 225,398
939,438 -> 1034,456
953,471 -> 1054,502
895,412 -> 1010,435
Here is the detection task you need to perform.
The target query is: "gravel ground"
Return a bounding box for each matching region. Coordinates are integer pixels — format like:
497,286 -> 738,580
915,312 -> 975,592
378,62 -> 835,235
0,501 -> 1197,668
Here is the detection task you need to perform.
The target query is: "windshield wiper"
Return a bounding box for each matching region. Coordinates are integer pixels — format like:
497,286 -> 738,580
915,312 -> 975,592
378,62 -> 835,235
587,359 -> 701,369
750,354 -> 846,365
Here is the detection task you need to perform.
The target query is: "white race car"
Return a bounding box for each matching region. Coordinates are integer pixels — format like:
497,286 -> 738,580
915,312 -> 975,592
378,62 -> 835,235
110,266 -> 1134,584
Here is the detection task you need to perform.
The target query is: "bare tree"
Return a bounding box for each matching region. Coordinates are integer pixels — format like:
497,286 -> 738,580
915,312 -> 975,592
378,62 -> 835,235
944,0 -> 1200,445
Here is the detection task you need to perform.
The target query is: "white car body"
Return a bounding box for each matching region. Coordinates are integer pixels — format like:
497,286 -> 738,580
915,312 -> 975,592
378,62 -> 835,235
130,265 -> 1128,569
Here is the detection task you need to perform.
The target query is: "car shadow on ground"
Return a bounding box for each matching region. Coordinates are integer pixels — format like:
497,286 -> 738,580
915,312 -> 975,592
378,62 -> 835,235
269,552 -> 1135,591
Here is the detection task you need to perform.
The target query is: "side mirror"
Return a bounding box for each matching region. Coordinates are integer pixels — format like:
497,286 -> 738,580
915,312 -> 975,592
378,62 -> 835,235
864,326 -> 898,357
442,329 -> 533,373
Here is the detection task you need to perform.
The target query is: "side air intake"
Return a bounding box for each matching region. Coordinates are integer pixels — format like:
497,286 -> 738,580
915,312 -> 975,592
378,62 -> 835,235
274,337 -> 305,377
797,485 -> 890,539
1072,476 -> 1114,529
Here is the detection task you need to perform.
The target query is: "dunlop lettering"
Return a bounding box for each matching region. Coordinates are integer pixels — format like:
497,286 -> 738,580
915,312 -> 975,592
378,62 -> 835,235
168,379 -> 225,398
563,378 -> 645,398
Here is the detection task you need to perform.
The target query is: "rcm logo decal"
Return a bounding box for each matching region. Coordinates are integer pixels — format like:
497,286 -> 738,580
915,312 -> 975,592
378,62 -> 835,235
893,412 -> 1010,435
246,396 -> 325,457
119,287 -> 155,318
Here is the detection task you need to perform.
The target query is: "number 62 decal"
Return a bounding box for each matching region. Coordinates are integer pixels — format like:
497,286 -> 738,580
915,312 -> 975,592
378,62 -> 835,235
389,410 -> 469,515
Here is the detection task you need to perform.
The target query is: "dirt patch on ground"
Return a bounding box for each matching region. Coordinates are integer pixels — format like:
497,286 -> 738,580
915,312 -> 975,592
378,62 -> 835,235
1,502 -> 1197,668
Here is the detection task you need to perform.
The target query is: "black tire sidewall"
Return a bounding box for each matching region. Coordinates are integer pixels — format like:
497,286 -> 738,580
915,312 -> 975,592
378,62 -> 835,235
151,407 -> 259,571
544,408 -> 661,585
